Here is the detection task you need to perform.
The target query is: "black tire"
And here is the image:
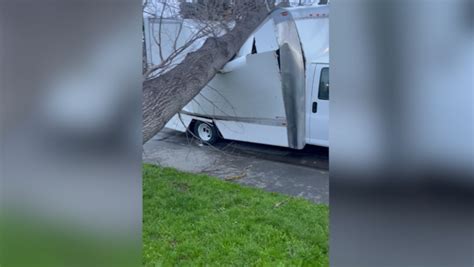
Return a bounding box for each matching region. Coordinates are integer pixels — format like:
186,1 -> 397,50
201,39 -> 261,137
193,121 -> 219,145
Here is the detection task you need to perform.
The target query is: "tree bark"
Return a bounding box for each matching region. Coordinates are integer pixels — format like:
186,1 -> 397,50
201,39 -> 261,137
142,2 -> 271,144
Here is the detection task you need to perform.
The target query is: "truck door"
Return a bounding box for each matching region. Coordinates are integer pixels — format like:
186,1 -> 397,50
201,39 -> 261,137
308,64 -> 329,146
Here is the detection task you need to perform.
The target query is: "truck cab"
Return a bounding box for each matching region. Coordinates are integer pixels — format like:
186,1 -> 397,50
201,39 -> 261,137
307,63 -> 329,147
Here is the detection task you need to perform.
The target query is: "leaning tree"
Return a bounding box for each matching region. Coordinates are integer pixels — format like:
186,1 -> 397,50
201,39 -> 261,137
142,0 -> 277,143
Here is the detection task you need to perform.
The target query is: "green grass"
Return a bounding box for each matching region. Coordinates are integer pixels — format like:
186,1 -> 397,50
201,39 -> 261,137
143,164 -> 329,266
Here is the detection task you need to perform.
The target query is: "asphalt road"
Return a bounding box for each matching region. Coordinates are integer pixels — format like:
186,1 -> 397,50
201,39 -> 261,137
143,129 -> 329,204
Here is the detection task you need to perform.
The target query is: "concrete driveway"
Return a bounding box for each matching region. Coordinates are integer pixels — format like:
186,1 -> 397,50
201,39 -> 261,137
143,129 -> 329,204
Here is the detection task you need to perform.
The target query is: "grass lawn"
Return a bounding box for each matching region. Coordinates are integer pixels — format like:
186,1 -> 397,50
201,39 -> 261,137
143,164 -> 329,266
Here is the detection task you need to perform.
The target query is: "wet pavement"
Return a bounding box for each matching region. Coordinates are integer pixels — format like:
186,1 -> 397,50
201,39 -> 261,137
143,129 -> 329,204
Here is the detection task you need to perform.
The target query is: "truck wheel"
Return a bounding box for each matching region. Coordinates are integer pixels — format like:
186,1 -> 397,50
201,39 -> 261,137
193,121 -> 219,144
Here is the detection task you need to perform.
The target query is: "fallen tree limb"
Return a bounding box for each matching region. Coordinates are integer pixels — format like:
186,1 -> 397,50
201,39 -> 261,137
142,1 -> 272,144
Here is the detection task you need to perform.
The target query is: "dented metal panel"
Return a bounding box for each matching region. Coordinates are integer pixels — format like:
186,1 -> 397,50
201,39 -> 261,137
254,19 -> 279,53
185,51 -> 285,123
273,9 -> 307,149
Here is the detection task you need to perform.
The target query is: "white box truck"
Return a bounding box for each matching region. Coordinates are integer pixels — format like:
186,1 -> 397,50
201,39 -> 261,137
144,5 -> 329,149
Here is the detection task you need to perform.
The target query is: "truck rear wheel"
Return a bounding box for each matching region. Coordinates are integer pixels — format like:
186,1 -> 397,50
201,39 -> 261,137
193,121 -> 219,145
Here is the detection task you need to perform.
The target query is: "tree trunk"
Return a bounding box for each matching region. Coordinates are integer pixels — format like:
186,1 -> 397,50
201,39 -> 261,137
142,3 -> 270,144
